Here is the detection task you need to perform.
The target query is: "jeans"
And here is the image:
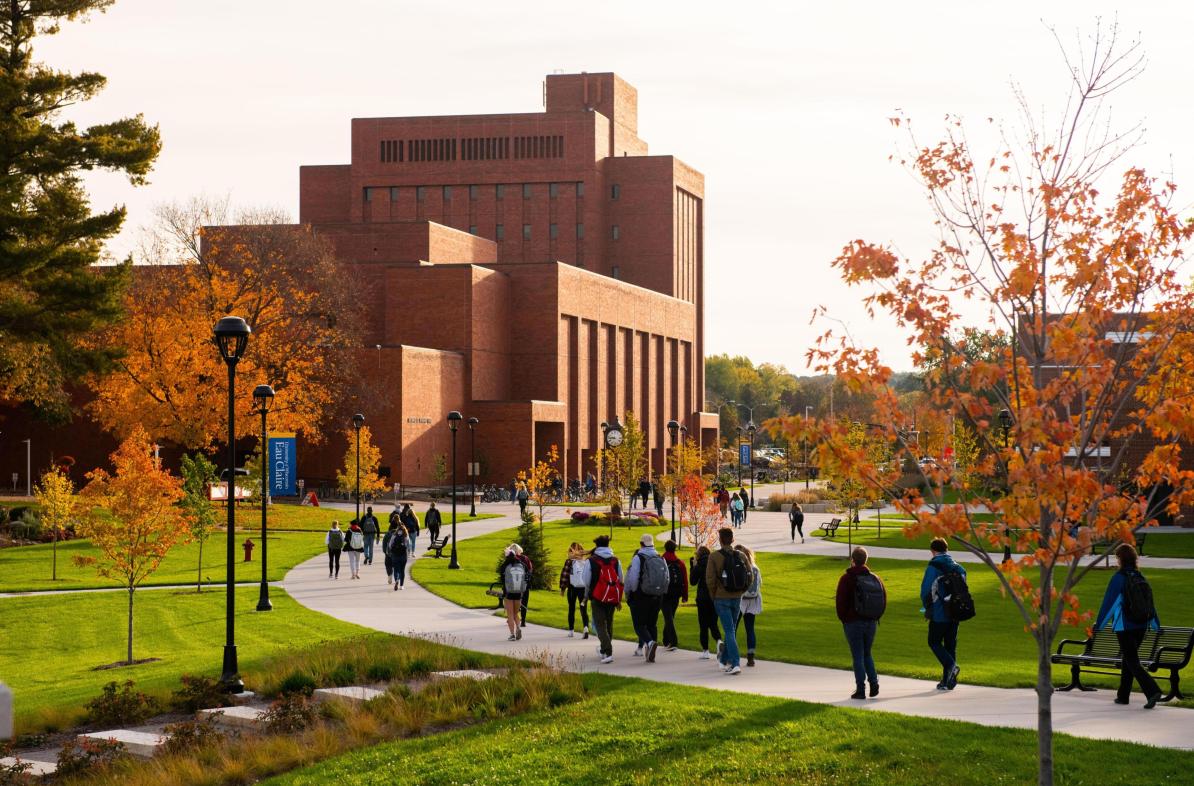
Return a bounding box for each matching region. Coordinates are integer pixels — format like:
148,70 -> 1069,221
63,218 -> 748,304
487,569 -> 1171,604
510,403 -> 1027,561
927,620 -> 959,681
713,597 -> 742,667
629,593 -> 661,645
591,600 -> 616,656
328,549 -> 341,577
408,533 -> 417,555
566,586 -> 590,631
844,620 -> 879,688
363,537 -> 375,564
661,595 -> 681,648
392,556 -> 407,587
1116,629 -> 1161,702
735,612 -> 757,654
696,597 -> 721,651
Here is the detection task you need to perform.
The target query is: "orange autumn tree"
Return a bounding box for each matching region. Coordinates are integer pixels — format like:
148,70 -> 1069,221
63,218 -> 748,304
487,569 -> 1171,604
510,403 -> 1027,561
518,443 -> 561,528
675,474 -> 720,550
80,426 -> 187,665
783,27 -> 1194,786
87,197 -> 363,449
336,425 -> 389,502
34,468 -> 80,581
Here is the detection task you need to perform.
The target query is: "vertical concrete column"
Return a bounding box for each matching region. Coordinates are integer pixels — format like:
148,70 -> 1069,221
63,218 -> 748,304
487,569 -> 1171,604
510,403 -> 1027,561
0,681 -> 11,740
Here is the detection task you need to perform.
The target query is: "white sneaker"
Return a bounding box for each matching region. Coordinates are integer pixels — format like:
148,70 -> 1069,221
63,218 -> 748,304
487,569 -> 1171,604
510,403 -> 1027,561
666,645 -> 677,652
399,585 -> 404,590
567,631 -> 574,638
699,650 -> 711,660
597,646 -> 603,656
633,646 -> 643,657
387,578 -> 392,585
601,655 -> 614,664
727,666 -> 742,675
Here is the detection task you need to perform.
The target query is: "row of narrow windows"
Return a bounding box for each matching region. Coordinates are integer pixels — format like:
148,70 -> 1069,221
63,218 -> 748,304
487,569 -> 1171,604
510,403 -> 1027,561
380,135 -> 564,163
363,182 -> 626,202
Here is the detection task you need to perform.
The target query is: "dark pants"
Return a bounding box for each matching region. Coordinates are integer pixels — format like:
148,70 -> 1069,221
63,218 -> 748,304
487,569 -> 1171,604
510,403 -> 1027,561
844,620 -> 879,688
566,586 -> 589,631
392,556 -> 407,587
1116,629 -> 1161,701
927,620 -> 960,682
328,549 -> 341,577
591,600 -> 616,656
518,499 -> 527,516
428,524 -> 440,542
791,516 -> 803,540
696,596 -> 721,651
520,588 -> 530,625
629,593 -> 661,645
384,553 -> 393,578
661,594 -> 681,648
735,611 -> 757,654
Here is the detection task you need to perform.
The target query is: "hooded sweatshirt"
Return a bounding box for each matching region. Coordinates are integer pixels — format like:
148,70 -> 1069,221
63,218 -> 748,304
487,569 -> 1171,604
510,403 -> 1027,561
837,563 -> 882,623
625,545 -> 660,595
663,551 -> 689,602
586,546 -> 624,602
920,553 -> 965,623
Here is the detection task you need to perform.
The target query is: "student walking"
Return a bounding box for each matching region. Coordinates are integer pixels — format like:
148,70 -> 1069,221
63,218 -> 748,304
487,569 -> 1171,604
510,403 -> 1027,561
343,520 -> 365,579
921,538 -> 965,690
499,545 -> 529,640
836,546 -> 886,699
400,504 -> 420,556
389,522 -> 410,590
424,502 -> 442,542
690,546 -> 721,658
1096,543 -> 1163,708
735,544 -> 762,666
359,506 -> 379,565
512,544 -> 534,627
661,539 -> 688,651
516,482 -> 529,517
706,527 -> 750,674
382,521 -> 400,584
559,543 -> 592,638
625,533 -> 668,662
717,486 -> 730,519
789,502 -> 805,543
652,483 -> 665,517
587,535 -> 624,663
730,493 -> 745,529
325,520 -> 344,579
738,486 -> 750,524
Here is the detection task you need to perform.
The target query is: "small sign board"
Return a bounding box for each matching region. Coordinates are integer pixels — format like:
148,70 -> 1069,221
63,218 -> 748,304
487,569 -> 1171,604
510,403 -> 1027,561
268,433 -> 297,496
209,483 -> 252,502
739,443 -> 751,468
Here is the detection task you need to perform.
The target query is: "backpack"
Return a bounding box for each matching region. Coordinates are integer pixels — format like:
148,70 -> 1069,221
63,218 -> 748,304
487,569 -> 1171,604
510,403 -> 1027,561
719,549 -> 751,593
853,572 -> 886,620
742,566 -> 761,600
327,529 -> 344,550
389,532 -> 408,557
350,530 -> 365,550
591,557 -> 624,604
1121,570 -> 1155,625
504,561 -> 528,594
666,560 -> 685,597
637,552 -> 669,596
935,567 -> 976,622
569,559 -> 589,589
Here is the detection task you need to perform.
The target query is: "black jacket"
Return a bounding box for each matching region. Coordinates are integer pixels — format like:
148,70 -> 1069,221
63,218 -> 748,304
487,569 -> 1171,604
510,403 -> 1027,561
691,554 -> 712,601
425,508 -> 442,529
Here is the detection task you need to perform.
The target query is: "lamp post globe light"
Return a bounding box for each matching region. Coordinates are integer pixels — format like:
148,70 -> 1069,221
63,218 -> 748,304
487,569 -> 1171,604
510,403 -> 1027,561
252,384 -> 275,612
666,420 -> 679,543
351,413 -> 365,523
213,315 -> 250,693
998,408 -> 1014,563
447,411 -> 463,569
468,417 -> 479,518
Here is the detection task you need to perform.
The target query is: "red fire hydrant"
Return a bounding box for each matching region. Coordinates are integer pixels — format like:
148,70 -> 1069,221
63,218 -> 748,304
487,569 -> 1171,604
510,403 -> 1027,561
243,538 -> 255,562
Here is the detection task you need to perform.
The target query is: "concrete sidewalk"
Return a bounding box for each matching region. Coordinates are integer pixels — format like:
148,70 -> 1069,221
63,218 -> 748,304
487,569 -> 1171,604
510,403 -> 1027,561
282,516 -> 1194,751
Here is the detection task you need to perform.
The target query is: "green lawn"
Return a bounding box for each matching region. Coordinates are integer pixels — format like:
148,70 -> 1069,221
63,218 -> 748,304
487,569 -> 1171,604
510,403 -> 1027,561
0,587 -> 368,734
0,530 -> 326,592
265,673 -> 1194,786
416,519 -> 1194,690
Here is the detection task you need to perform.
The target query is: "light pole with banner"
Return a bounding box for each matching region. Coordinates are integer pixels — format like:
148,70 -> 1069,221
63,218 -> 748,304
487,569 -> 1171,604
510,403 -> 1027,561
666,419 -> 679,543
252,384 -> 274,612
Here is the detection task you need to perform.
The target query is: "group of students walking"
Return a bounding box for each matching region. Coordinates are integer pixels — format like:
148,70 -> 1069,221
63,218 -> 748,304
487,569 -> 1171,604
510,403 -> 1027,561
324,502 -> 443,589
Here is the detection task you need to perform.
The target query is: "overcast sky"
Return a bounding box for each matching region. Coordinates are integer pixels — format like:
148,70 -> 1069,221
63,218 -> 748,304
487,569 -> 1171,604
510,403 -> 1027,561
49,1 -> 1194,373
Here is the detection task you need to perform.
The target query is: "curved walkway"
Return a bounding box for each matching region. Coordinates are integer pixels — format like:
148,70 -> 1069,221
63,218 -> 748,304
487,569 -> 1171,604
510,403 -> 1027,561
283,505 -> 1194,750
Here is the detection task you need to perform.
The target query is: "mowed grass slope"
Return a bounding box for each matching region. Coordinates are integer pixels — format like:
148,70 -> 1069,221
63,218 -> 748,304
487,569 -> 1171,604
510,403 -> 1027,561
415,520 -> 1194,690
0,587 -> 368,734
265,673 -> 1194,786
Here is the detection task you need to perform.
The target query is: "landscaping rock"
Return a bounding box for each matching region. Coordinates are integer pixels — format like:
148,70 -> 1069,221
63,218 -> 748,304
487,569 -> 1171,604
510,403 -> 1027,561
313,686 -> 385,704
78,730 -> 166,759
0,756 -> 56,776
197,705 -> 266,729
429,670 -> 495,682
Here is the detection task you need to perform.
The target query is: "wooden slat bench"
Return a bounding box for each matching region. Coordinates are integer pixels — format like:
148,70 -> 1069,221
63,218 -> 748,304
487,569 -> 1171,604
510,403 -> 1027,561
1089,533 -> 1148,565
425,535 -> 451,558
1052,625 -> 1193,701
817,518 -> 842,537
485,582 -> 505,609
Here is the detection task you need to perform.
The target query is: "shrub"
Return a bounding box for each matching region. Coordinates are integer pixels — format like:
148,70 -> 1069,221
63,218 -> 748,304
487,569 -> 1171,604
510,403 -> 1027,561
84,680 -> 159,727
55,737 -> 128,777
570,511 -> 590,521
765,490 -> 830,510
160,715 -> 228,755
170,674 -> 226,713
328,663 -> 357,687
260,694 -> 317,734
365,661 -> 396,682
277,671 -> 317,697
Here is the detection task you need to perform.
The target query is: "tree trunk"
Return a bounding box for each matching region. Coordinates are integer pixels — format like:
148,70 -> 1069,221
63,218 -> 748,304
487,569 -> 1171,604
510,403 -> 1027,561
1037,639 -> 1054,786
126,586 -> 135,665
51,530 -> 57,581
197,538 -> 203,593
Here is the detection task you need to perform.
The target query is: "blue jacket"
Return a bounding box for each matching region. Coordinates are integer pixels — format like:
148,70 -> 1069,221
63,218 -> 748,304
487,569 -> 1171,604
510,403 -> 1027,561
1095,569 -> 1159,632
920,554 -> 966,623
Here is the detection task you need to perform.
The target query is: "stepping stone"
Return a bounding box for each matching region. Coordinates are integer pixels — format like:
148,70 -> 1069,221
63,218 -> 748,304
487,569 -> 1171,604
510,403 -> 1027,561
227,690 -> 259,706
0,757 -> 56,776
429,670 -> 495,682
197,705 -> 266,729
78,730 -> 165,759
313,686 -> 385,704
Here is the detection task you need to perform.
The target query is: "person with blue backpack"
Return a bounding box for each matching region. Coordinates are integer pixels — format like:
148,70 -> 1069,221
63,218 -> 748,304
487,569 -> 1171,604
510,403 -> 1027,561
837,546 -> 886,699
920,537 -> 971,690
1095,543 -> 1163,708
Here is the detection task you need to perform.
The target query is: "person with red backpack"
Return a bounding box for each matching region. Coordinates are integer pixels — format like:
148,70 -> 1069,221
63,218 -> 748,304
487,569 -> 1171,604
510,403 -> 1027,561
837,546 -> 886,700
661,539 -> 688,651
1095,543 -> 1163,708
586,534 -> 624,664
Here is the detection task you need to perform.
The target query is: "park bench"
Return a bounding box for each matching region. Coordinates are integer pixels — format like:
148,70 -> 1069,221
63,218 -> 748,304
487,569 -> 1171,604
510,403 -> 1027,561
817,518 -> 842,537
1089,533 -> 1148,566
485,582 -> 505,609
425,535 -> 451,558
1052,625 -> 1193,701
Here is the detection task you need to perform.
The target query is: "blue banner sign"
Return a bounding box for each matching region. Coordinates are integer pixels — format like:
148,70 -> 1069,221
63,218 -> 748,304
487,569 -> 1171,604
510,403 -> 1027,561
739,442 -> 751,467
269,434 -> 297,496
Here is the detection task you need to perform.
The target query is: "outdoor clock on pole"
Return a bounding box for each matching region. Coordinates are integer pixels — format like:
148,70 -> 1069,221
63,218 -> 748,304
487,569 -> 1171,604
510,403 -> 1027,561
605,419 -> 624,448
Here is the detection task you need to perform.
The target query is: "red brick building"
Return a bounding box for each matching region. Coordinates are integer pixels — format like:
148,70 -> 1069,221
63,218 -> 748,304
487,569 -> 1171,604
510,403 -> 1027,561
296,72 -> 717,488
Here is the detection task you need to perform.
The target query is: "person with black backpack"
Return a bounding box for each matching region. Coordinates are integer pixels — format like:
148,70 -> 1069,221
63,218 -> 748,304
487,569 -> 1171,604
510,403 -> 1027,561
836,546 -> 885,699
625,533 -> 669,662
920,538 -> 967,690
661,539 -> 689,651
1095,543 -> 1163,708
789,502 -> 805,543
706,527 -> 749,675
499,544 -> 529,641
325,520 -> 345,579
388,520 -> 410,590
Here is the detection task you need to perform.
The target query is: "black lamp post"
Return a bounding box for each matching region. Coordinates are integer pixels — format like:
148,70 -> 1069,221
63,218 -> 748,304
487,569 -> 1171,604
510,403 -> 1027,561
352,413 -> 365,523
468,417 -> 479,517
447,411 -> 463,569
252,384 -> 274,612
213,315 -> 250,694
747,422 -> 757,509
998,408 -> 1014,563
666,419 -> 680,543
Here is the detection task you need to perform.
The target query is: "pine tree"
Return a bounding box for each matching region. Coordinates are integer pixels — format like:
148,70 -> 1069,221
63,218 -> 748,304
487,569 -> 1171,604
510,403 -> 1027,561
495,508 -> 552,591
0,1 -> 161,417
